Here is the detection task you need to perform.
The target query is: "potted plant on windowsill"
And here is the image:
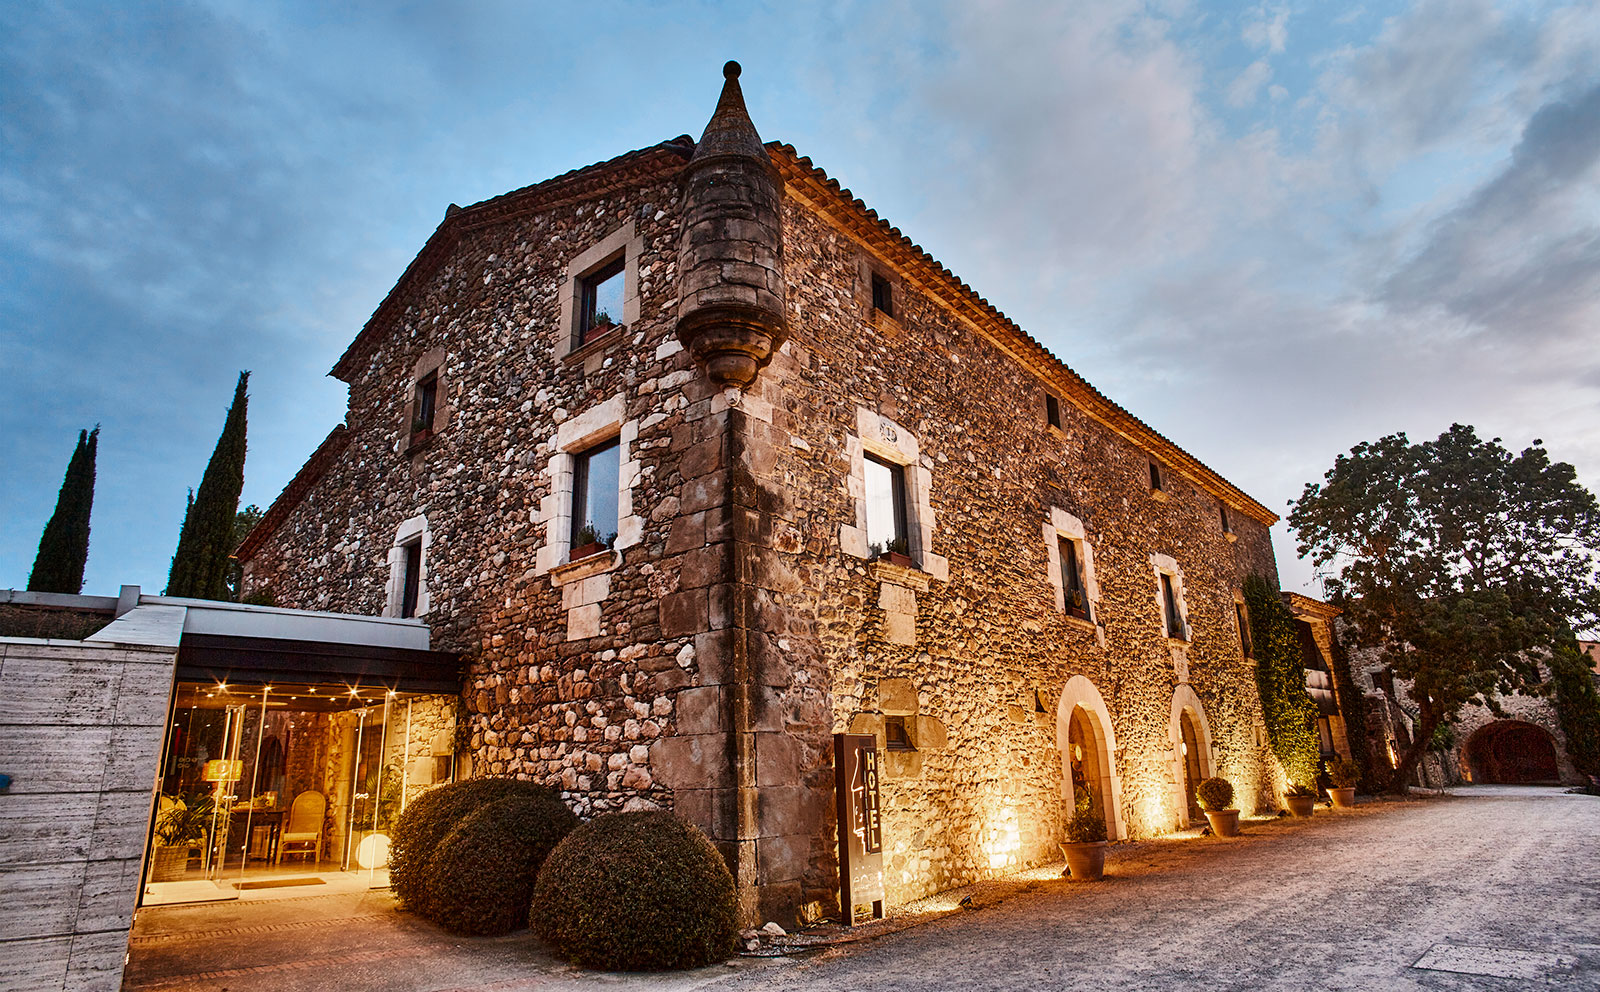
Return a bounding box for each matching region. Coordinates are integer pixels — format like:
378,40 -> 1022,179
1059,792 -> 1109,880
1065,588 -> 1092,622
871,537 -> 916,570
409,414 -> 432,446
1284,782 -> 1316,817
1327,757 -> 1358,809
586,310 -> 617,340
569,523 -> 614,563
1196,776 -> 1240,837
151,793 -> 214,882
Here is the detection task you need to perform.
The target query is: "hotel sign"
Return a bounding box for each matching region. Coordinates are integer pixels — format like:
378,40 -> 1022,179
834,733 -> 885,923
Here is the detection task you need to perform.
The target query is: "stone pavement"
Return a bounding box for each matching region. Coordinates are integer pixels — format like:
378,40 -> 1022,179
123,786 -> 1599,991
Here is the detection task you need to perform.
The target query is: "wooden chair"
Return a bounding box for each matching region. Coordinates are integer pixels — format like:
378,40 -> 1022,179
276,791 -> 326,865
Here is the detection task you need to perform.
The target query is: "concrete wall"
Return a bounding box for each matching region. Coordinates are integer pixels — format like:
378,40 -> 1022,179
0,636 -> 175,992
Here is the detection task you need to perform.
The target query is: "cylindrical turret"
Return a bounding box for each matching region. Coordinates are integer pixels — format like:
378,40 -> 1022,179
675,61 -> 787,388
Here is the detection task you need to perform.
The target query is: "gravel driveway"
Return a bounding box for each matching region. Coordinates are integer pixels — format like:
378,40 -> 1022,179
124,785 -> 1598,991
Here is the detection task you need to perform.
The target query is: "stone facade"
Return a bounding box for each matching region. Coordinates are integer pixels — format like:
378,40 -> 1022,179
239,65 -> 1288,925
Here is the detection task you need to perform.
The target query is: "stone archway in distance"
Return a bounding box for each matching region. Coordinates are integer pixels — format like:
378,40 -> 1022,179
1168,684 -> 1215,827
1463,720 -> 1561,784
1056,675 -> 1127,841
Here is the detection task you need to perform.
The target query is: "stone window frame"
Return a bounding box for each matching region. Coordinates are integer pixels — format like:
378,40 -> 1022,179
1042,508 -> 1102,638
1045,393 -> 1063,432
1234,594 -> 1253,659
1148,458 -> 1168,499
384,514 -> 431,618
534,392 -> 644,576
1219,501 -> 1237,541
557,220 -> 643,361
401,347 -> 450,454
1151,552 -> 1192,643
840,406 -> 948,582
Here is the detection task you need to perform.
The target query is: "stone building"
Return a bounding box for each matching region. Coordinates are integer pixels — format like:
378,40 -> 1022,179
238,63 -> 1292,924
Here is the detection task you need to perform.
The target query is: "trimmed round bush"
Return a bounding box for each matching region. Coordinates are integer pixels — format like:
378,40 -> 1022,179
390,777 -> 558,915
531,810 -> 737,971
422,794 -> 579,935
1196,776 -> 1235,812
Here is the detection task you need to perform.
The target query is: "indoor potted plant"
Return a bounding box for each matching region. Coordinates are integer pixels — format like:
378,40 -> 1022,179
1065,587 -> 1091,621
1195,776 -> 1240,837
1059,792 -> 1109,880
569,523 -> 611,562
151,793 -> 213,882
587,309 -> 616,338
1327,756 -> 1358,809
1284,782 -> 1316,817
873,536 -> 916,570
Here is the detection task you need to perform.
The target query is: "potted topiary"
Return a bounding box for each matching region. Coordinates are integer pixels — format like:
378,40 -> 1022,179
1284,783 -> 1316,817
151,793 -> 213,882
1327,757 -> 1358,809
1059,791 -> 1109,880
1195,776 -> 1240,837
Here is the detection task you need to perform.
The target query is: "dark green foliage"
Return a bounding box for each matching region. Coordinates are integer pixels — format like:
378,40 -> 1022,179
532,810 -> 738,971
1327,756 -> 1359,789
1551,640 -> 1600,779
27,427 -> 99,594
166,372 -> 249,600
1326,627 -> 1375,790
1065,790 -> 1107,843
1244,575 -> 1321,788
389,777 -> 558,915
1195,777 -> 1234,812
422,795 -> 579,935
1289,426 -> 1600,791
226,504 -> 264,601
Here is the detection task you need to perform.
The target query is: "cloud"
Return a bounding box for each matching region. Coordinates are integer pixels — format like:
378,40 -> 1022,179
1227,60 -> 1273,107
1242,5 -> 1289,53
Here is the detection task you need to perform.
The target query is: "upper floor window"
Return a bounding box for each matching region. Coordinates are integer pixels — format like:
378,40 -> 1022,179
400,539 -> 423,618
1219,503 -> 1232,535
864,452 -> 910,557
578,257 -> 625,346
871,273 -> 894,318
412,371 -> 437,438
1161,572 -> 1186,639
1149,460 -> 1165,492
1060,536 -> 1091,620
1046,394 -> 1062,431
884,715 -> 915,751
571,437 -> 621,552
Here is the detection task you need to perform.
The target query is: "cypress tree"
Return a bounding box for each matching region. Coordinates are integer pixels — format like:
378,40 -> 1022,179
166,372 -> 249,600
27,426 -> 100,594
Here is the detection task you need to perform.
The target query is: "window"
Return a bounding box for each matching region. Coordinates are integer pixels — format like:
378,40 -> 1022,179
412,371 -> 437,436
871,273 -> 893,317
1149,460 -> 1164,492
578,257 -> 625,346
864,453 -> 909,555
399,540 -> 422,618
1046,394 -> 1062,430
885,715 -> 915,751
571,437 -> 621,551
1236,601 -> 1253,658
1060,537 -> 1091,620
1161,572 -> 1186,639
1219,504 -> 1232,534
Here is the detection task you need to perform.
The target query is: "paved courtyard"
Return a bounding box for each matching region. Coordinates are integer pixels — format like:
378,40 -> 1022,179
124,786 -> 1599,992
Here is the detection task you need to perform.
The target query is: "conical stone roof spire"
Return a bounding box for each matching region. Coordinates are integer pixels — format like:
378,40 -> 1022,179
675,61 -> 787,388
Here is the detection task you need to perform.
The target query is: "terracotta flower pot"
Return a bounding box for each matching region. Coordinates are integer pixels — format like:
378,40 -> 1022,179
569,542 -> 607,562
1203,808 -> 1241,837
1329,787 -> 1356,809
1060,840 -> 1108,880
1286,794 -> 1316,817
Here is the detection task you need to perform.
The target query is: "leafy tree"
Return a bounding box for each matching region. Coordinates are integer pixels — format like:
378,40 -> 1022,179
1550,638 -> 1600,781
225,504 -> 264,602
1289,425 -> 1600,791
166,372 -> 249,600
27,427 -> 100,594
1243,575 -> 1321,789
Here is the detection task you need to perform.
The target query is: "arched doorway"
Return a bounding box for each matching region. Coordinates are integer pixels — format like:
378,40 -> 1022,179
1463,721 -> 1560,784
1167,685 -> 1215,827
1055,675 -> 1125,840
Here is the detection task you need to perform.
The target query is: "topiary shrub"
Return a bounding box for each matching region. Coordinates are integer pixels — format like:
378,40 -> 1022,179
389,777 -> 558,915
1327,756 -> 1359,789
422,793 -> 579,935
531,810 -> 737,971
1196,776 -> 1235,812
1064,790 -> 1108,843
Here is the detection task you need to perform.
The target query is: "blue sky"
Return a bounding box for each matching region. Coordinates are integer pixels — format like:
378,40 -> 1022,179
3,0 -> 1597,598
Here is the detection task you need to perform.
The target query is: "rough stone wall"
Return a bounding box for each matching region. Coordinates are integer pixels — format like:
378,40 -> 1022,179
707,196 -> 1284,914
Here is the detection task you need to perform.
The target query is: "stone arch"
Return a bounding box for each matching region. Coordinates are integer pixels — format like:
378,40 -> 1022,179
1056,675 -> 1126,840
1463,720 -> 1561,784
1168,684 -> 1215,827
